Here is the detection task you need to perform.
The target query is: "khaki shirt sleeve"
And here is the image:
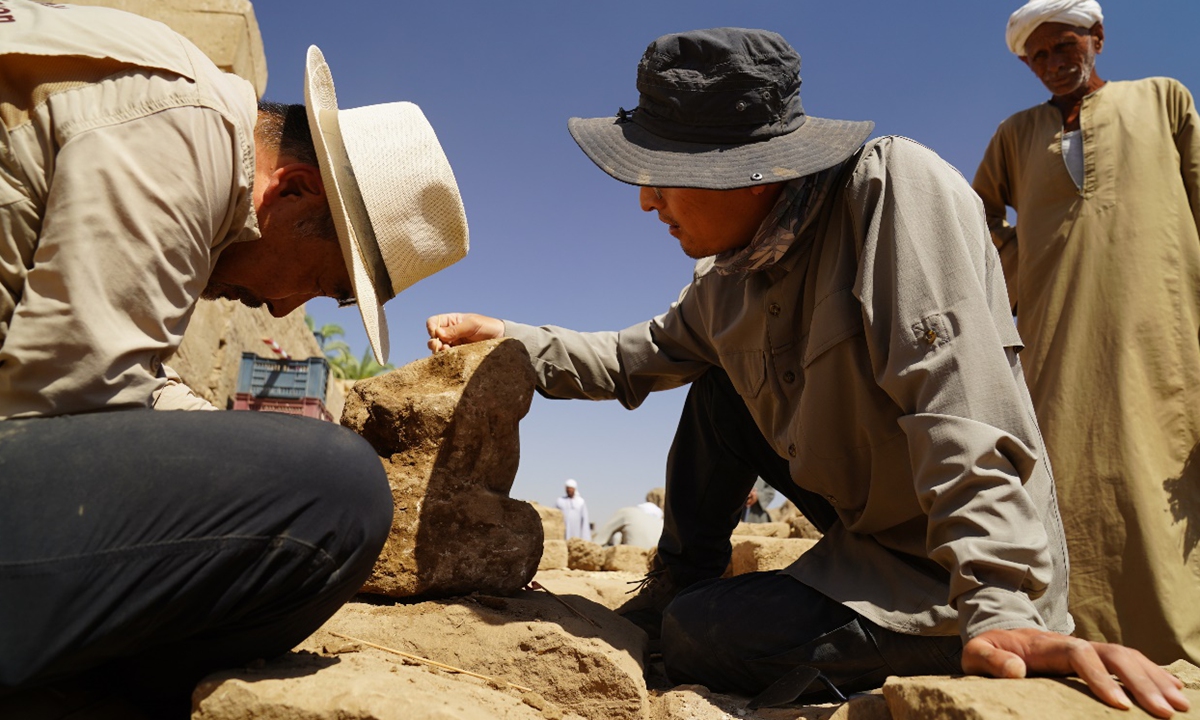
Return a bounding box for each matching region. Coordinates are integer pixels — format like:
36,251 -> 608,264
1169,80 -> 1200,236
972,125 -> 1020,313
0,104 -> 238,417
851,138 -> 1053,641
502,283 -> 715,409
151,364 -> 218,411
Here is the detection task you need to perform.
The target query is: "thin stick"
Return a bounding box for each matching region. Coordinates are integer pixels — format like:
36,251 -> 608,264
328,631 -> 533,693
527,580 -> 601,628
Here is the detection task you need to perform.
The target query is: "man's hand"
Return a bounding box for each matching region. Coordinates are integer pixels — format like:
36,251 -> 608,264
962,628 -> 1189,718
426,313 -> 505,353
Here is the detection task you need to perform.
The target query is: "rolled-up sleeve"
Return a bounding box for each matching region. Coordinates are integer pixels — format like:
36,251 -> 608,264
850,138 -> 1053,640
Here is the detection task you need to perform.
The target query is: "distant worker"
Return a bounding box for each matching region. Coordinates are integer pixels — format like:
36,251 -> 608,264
973,0 -> 1200,665
556,479 -> 591,541
598,488 -> 667,548
741,478 -> 775,524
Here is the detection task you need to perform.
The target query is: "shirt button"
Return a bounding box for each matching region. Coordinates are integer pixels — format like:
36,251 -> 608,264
787,444 -> 797,458
825,494 -> 838,507
769,303 -> 782,316
783,370 -> 796,383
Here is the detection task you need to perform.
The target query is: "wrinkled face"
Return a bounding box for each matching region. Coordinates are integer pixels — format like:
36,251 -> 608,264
639,184 -> 785,260
1021,22 -> 1101,98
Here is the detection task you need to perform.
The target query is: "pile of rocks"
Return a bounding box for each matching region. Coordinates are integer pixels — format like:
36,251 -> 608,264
192,339 -> 1200,720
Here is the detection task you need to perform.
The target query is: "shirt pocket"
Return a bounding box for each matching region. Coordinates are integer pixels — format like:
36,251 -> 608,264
801,287 -> 863,368
718,349 -> 766,399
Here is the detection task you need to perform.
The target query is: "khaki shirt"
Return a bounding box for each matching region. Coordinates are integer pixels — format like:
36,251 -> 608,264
506,137 -> 1072,642
973,78 -> 1200,663
0,0 -> 259,418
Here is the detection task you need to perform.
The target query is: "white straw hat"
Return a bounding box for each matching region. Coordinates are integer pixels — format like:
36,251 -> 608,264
305,45 -> 469,364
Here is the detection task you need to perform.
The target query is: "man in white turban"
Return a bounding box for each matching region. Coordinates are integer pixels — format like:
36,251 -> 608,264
974,0 -> 1200,667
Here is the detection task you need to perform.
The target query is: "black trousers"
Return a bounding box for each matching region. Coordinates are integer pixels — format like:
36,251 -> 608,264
658,369 -> 962,699
0,409 -> 392,714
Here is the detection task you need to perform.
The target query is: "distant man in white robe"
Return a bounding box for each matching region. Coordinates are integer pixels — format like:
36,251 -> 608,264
556,479 -> 591,541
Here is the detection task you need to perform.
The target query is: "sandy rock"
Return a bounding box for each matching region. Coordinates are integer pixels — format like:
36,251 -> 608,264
883,675 -> 1200,719
532,569 -> 643,611
539,539 -> 568,571
568,538 -> 608,571
193,649 -> 569,720
650,685 -> 890,720
1166,660 -> 1200,690
532,502 -> 567,543
341,339 -> 543,598
303,593 -> 649,720
730,537 -> 818,575
733,521 -> 792,538
772,502 -> 824,540
604,545 -> 653,573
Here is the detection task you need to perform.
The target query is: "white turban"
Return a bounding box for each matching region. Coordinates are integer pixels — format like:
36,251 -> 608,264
1006,0 -> 1104,56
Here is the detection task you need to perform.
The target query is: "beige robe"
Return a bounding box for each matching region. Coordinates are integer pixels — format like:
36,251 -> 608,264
974,77 -> 1200,664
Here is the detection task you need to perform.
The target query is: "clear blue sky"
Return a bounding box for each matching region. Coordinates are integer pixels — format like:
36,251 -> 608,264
255,1 -> 1200,528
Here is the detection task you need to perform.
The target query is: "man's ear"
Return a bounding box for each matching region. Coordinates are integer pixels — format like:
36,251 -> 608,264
1019,55 -> 1033,71
260,163 -> 325,207
1091,22 -> 1104,54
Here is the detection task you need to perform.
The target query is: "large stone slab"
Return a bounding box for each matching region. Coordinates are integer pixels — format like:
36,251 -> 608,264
539,539 -> 569,571
604,545 -> 653,573
883,675 -> 1200,719
730,537 -> 818,575
302,594 -> 649,720
193,649 -> 572,720
341,339 -> 543,598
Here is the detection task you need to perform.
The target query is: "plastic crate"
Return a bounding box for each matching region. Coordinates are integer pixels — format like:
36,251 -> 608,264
235,353 -> 329,400
233,393 -> 333,422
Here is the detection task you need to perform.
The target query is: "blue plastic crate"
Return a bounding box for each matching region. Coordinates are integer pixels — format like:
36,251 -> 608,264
236,353 -> 329,400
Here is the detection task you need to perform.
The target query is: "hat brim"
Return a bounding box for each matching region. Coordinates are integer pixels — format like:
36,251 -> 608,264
305,45 -> 391,365
567,115 -> 874,190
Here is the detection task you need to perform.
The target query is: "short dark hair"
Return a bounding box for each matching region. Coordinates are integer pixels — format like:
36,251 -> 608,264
256,101 -> 319,166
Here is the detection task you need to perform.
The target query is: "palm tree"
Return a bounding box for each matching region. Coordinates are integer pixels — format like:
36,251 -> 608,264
305,315 -> 346,351
327,346 -> 394,380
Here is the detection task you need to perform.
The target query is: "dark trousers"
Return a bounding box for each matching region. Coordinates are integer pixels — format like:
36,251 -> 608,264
658,369 -> 962,698
0,409 -> 392,715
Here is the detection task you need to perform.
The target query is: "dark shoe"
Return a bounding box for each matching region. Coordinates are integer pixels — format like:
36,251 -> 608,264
616,563 -> 680,653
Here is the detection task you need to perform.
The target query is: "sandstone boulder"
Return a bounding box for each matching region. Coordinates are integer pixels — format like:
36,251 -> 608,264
733,521 -> 792,538
772,501 -> 824,540
568,538 -> 608,571
539,539 -> 569,571
883,675 -> 1200,719
1166,659 -> 1200,690
300,594 -> 649,720
532,502 -> 566,542
193,650 -> 570,720
604,545 -> 653,573
729,537 -> 817,576
341,339 -> 543,598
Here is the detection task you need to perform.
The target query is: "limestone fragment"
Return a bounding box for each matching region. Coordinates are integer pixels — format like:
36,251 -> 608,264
883,674 -> 1200,719
729,537 -> 818,575
303,594 -> 649,720
341,338 -> 543,598
567,538 -> 608,571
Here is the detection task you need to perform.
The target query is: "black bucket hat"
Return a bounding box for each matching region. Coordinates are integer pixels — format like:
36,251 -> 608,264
568,27 -> 874,190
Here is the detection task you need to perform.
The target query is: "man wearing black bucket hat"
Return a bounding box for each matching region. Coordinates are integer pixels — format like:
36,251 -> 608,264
428,27 -> 1188,717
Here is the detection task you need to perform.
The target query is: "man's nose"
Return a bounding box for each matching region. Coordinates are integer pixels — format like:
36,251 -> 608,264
639,186 -> 663,212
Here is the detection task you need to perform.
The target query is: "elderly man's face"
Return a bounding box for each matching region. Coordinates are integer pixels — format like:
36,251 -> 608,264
1021,22 -> 1103,98
639,184 -> 785,259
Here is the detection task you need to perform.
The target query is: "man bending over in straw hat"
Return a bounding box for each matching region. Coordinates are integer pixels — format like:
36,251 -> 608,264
973,0 -> 1200,667
428,27 -> 1189,717
0,0 -> 467,714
